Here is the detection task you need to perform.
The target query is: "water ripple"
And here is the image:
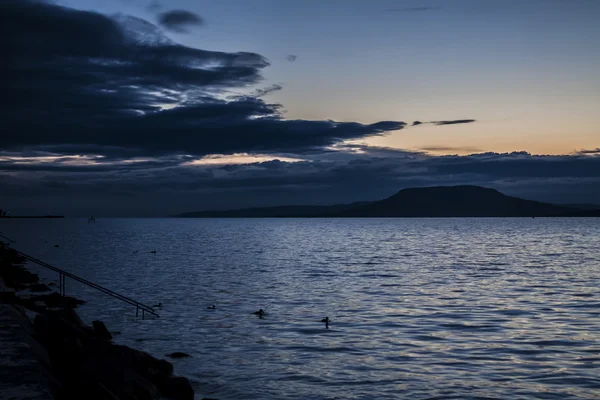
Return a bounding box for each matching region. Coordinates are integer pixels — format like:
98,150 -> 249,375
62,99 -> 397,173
3,217 -> 600,400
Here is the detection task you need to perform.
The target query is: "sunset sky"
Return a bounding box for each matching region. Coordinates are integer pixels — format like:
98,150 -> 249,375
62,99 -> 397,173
1,0 -> 599,215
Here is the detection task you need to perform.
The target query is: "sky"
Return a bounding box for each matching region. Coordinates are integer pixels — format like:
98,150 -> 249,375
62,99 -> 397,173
1,0 -> 599,216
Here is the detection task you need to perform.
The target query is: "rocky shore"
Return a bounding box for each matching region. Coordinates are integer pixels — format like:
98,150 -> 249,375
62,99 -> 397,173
0,242 -> 198,400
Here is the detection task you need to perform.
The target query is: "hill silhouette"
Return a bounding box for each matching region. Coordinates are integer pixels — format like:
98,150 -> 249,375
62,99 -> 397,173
175,185 -> 583,218
331,186 -> 572,217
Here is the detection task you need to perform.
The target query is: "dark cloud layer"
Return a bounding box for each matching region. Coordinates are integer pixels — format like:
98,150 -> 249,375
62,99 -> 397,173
420,146 -> 483,153
157,9 -> 203,33
411,120 -> 476,127
1,0 -> 437,159
2,149 -> 599,216
433,119 -> 476,126
578,148 -> 600,155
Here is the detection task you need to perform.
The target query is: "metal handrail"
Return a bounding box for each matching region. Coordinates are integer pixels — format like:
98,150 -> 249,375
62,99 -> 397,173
0,238 -> 158,318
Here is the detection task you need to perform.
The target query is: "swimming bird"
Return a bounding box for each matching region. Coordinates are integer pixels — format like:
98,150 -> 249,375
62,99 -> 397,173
253,309 -> 266,318
150,250 -> 156,254
321,317 -> 330,329
153,302 -> 162,308
207,304 -> 216,310
54,244 -> 59,248
133,250 -> 138,254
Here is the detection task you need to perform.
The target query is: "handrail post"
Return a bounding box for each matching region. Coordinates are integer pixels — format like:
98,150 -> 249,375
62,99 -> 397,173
10,248 -> 159,317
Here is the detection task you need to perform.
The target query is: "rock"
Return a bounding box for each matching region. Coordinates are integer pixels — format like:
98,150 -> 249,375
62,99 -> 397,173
157,376 -> 194,400
33,313 -> 89,347
33,313 -> 89,380
0,262 -> 40,287
59,381 -> 121,400
14,297 -> 45,312
28,282 -> 51,292
95,344 -> 174,386
51,306 -> 87,329
32,292 -> 85,308
79,353 -> 160,400
0,286 -> 15,301
92,320 -> 112,341
166,352 -> 190,359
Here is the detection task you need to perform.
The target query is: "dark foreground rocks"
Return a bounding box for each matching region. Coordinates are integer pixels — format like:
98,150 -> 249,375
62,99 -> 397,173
1,243 -> 195,400
33,311 -> 194,400
167,352 -> 191,359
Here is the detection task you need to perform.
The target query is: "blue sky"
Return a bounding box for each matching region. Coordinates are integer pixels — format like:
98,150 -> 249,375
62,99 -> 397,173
59,0 -> 600,154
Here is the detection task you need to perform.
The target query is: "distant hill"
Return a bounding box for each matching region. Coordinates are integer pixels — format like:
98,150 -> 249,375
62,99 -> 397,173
332,186 -> 574,217
174,185 -> 588,218
556,209 -> 600,217
559,203 -> 600,211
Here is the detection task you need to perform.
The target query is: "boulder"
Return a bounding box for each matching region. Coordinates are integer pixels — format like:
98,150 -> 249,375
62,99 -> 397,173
92,320 -> 113,341
157,376 -> 194,400
33,313 -> 90,348
166,352 -> 190,359
32,292 -> 85,308
78,353 -> 160,400
51,306 -> 87,329
33,314 -> 90,380
28,282 -> 51,292
0,287 -> 15,301
90,344 -> 174,386
59,381 -> 121,400
0,262 -> 40,286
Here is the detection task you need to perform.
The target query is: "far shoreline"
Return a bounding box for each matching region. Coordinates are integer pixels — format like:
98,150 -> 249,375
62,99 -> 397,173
0,216 -> 64,219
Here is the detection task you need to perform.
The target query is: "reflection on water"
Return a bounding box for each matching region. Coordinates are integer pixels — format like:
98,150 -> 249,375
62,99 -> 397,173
3,218 -> 600,399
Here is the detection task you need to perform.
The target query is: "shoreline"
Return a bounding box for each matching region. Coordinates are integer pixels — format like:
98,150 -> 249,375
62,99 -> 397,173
0,243 -> 200,400
0,216 -> 65,219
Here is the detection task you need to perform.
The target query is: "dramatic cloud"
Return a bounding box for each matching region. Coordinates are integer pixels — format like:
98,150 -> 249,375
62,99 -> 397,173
432,119 -> 476,126
1,1 -> 426,158
420,146 -> 483,153
286,54 -> 298,62
146,1 -> 162,12
411,120 -> 476,127
157,9 -> 203,33
578,148 -> 600,155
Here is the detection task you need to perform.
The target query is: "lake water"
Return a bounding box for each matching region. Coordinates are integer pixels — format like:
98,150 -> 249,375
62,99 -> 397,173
2,218 -> 600,399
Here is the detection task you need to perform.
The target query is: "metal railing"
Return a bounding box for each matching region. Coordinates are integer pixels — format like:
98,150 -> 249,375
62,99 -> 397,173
0,234 -> 158,318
